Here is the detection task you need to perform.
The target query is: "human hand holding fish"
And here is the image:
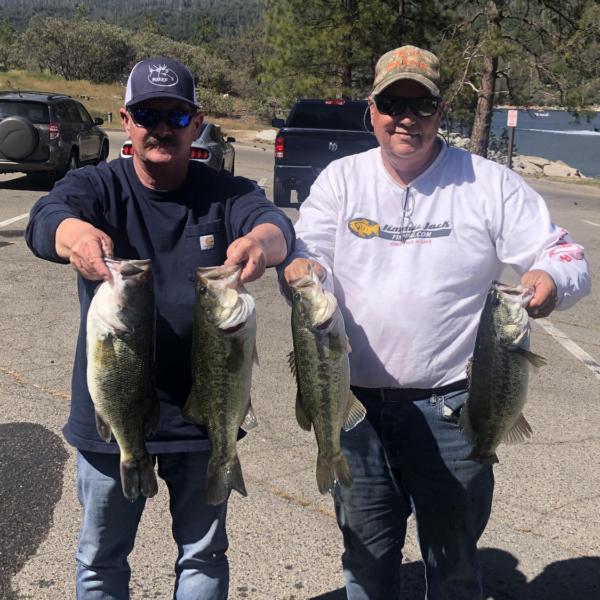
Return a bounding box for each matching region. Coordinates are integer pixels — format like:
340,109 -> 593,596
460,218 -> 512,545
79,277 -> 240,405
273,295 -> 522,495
521,269 -> 558,318
224,222 -> 287,284
282,258 -> 327,300
55,218 -> 114,283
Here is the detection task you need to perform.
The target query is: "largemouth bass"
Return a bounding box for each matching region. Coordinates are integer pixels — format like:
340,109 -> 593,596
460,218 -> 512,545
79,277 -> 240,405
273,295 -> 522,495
182,264 -> 258,506
288,264 -> 366,494
460,282 -> 546,464
86,258 -> 159,501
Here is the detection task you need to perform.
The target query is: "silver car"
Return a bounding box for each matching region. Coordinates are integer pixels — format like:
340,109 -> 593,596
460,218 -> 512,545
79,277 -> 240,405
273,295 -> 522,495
120,122 -> 235,174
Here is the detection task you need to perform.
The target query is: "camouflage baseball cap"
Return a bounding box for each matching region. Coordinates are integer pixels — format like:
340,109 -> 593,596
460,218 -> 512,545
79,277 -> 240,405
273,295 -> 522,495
372,46 -> 441,96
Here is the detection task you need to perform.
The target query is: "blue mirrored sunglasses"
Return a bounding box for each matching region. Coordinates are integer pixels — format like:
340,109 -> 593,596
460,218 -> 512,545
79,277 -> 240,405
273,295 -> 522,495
127,108 -> 196,129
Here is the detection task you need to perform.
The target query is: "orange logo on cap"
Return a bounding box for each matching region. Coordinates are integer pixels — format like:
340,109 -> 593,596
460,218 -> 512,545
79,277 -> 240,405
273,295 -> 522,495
385,48 -> 432,74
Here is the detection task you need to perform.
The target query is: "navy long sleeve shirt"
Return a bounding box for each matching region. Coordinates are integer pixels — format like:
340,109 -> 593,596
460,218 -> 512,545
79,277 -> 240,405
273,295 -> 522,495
25,157 -> 295,453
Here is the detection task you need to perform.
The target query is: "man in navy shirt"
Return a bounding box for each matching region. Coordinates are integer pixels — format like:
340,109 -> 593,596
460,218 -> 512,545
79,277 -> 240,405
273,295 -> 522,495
25,57 -> 295,600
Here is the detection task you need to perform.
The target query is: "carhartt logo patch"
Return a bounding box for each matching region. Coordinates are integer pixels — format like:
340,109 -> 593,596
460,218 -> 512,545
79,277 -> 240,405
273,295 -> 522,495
200,235 -> 215,250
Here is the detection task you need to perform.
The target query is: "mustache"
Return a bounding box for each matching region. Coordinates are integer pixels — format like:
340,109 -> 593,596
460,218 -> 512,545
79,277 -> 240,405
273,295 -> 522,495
143,135 -> 179,149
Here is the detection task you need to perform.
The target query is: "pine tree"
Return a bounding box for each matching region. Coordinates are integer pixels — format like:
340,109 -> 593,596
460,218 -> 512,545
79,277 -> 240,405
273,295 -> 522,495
261,0 -> 450,99
445,0 -> 600,157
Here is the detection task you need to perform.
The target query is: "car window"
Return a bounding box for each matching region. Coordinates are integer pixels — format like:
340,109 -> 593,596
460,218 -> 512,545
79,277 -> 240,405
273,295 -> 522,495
76,103 -> 93,125
66,102 -> 83,124
209,126 -> 223,142
53,102 -> 71,124
287,103 -> 370,131
0,101 -> 50,124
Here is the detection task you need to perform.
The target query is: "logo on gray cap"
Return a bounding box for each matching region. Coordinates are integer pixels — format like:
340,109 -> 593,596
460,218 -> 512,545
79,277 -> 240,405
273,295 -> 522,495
148,64 -> 179,87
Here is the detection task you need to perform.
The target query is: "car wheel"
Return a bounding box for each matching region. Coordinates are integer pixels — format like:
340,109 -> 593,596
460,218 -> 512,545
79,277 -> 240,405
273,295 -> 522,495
230,160 -> 235,177
96,141 -> 109,165
69,150 -> 79,171
273,177 -> 291,207
60,150 -> 79,178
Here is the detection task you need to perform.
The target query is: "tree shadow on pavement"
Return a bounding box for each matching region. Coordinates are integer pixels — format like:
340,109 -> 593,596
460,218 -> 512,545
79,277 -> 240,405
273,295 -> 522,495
308,548 -> 600,599
0,423 -> 69,600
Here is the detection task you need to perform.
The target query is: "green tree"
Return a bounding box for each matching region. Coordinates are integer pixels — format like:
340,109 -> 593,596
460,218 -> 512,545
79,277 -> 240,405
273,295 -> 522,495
191,15 -> 220,55
139,12 -> 167,37
261,0 -> 391,100
261,0 -> 451,100
21,16 -> 135,83
73,3 -> 90,22
445,0 -> 600,157
0,17 -> 16,71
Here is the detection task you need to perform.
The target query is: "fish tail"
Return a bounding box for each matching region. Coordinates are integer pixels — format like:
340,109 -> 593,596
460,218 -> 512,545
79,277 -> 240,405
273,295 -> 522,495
316,452 -> 354,495
205,454 -> 247,506
120,454 -> 158,501
461,449 -> 499,465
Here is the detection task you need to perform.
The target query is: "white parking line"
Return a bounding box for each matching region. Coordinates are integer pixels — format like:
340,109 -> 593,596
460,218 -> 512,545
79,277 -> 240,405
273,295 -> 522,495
582,220 -> 600,227
536,319 -> 600,380
0,213 -> 29,229
257,178 -> 267,187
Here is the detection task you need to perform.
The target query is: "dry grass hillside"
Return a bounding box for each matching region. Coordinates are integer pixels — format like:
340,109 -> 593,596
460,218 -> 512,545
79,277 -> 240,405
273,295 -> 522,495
0,70 -> 267,140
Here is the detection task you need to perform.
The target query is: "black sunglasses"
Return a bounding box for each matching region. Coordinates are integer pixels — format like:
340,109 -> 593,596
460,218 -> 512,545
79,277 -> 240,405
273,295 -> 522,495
127,108 -> 197,129
372,95 -> 442,118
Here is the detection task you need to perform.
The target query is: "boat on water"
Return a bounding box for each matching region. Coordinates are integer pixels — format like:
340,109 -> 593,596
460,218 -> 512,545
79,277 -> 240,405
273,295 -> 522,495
534,111 -> 550,117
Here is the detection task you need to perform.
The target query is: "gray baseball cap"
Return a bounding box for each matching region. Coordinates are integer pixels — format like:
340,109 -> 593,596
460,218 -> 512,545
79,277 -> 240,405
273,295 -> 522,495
125,57 -> 200,108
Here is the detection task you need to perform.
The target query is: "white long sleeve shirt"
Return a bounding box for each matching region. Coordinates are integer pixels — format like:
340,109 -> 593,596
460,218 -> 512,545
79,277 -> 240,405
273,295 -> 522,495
279,144 -> 591,389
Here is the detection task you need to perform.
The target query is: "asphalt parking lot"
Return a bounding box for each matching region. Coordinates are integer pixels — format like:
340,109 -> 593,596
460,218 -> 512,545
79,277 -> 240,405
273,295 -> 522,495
0,130 -> 599,599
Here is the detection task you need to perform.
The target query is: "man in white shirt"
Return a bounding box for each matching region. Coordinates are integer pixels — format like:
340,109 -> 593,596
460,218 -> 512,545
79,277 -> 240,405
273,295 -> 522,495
280,46 -> 591,599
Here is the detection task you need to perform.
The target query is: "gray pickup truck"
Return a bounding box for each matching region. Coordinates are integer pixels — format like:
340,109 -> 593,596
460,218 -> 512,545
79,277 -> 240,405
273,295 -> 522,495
272,99 -> 380,207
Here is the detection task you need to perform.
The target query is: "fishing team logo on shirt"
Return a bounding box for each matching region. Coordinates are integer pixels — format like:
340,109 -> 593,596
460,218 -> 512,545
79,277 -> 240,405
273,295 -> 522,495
549,229 -> 585,262
348,218 -> 452,242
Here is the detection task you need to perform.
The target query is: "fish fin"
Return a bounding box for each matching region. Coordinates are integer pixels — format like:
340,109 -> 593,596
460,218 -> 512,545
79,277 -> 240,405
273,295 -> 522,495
503,412 -> 533,445
346,335 -> 352,353
458,400 -> 478,446
516,348 -> 547,369
316,452 -> 353,495
120,454 -> 158,501
181,386 -> 205,425
240,401 -> 258,432
295,391 -> 312,431
342,392 -> 366,432
252,343 -> 260,366
287,350 -> 297,379
143,392 -> 160,436
461,450 -> 499,464
95,410 -> 112,442
205,454 -> 247,506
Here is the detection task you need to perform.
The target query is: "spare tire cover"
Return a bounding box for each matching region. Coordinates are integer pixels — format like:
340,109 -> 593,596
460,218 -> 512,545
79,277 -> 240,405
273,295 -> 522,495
0,117 -> 40,160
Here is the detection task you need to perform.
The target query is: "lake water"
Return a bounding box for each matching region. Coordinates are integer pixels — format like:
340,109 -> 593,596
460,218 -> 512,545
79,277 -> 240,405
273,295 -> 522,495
490,109 -> 600,178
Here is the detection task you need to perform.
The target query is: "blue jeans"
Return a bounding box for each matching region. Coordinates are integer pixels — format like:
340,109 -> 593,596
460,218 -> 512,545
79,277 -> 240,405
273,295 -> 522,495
332,388 -> 494,600
76,450 -> 229,600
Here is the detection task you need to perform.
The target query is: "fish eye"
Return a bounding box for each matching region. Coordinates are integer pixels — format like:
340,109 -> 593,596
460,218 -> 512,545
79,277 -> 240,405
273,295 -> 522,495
293,293 -> 301,302
491,297 -> 500,307
199,286 -> 207,295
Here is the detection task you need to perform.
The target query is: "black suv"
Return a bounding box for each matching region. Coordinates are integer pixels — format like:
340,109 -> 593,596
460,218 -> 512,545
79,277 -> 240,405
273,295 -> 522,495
0,91 -> 109,177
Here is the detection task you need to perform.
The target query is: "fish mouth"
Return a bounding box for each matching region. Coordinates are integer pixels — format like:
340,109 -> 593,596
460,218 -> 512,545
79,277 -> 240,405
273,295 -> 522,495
196,264 -> 255,329
197,264 -> 243,288
105,258 -> 152,282
493,282 -> 535,307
